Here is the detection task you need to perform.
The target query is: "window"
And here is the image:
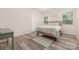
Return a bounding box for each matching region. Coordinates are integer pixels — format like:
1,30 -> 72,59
63,12 -> 73,24
44,16 -> 48,24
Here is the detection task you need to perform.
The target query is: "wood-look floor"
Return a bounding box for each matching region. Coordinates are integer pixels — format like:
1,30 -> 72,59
0,33 -> 79,50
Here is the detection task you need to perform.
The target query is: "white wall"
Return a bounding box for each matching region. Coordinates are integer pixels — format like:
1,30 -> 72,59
75,9 -> 79,38
41,8 -> 76,35
0,8 -> 32,36
31,9 -> 42,31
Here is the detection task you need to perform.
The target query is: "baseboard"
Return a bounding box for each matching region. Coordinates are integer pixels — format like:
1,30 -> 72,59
62,33 -> 77,38
63,33 -> 75,36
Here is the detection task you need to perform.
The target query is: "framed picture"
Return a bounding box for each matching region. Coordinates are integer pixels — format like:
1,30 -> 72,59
63,12 -> 73,24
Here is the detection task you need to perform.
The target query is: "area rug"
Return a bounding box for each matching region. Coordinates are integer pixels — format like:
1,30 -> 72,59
31,36 -> 53,48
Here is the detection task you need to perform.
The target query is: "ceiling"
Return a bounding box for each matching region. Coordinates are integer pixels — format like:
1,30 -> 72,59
36,8 -> 52,12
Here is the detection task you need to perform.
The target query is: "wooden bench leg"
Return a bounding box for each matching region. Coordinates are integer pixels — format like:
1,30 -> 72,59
37,31 -> 39,36
60,32 -> 62,36
54,37 -> 57,41
7,38 -> 9,45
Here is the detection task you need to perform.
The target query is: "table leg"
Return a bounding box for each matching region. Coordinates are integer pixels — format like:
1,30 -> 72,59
7,38 -> 9,45
12,33 -> 14,50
